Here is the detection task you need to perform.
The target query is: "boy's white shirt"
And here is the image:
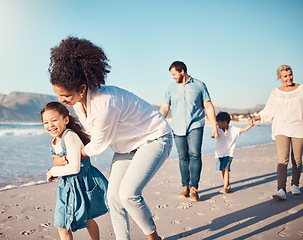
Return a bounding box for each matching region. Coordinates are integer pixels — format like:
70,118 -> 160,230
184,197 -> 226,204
215,126 -> 241,158
51,130 -> 83,177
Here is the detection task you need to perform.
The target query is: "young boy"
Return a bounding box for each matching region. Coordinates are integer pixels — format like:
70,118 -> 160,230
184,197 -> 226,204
215,112 -> 254,193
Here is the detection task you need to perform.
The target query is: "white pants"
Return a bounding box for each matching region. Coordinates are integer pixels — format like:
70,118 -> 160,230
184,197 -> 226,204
107,134 -> 172,240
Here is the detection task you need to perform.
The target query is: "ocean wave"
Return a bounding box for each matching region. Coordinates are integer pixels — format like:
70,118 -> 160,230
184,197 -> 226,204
0,180 -> 48,191
0,128 -> 46,137
0,122 -> 42,125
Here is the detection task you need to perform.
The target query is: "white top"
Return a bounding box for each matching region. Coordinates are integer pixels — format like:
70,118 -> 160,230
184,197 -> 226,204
51,130 -> 83,177
73,86 -> 172,157
259,84 -> 303,139
215,126 -> 241,158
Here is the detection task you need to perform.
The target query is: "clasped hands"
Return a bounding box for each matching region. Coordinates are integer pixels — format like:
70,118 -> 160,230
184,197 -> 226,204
46,155 -> 69,182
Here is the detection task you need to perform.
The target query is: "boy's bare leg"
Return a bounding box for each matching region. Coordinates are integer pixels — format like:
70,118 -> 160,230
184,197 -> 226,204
222,168 -> 230,189
221,168 -> 231,193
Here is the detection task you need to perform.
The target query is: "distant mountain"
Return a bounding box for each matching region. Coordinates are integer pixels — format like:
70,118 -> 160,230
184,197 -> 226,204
0,92 -> 57,123
215,104 -> 265,115
0,91 -> 265,123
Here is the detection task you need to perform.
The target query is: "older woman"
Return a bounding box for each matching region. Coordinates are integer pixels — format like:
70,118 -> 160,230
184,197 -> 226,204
250,64 -> 303,200
49,36 -> 172,240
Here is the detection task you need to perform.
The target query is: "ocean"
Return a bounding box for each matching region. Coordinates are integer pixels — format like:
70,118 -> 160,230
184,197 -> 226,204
0,123 -> 274,190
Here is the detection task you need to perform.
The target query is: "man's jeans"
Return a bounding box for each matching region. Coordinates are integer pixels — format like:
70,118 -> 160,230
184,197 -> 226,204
174,127 -> 203,189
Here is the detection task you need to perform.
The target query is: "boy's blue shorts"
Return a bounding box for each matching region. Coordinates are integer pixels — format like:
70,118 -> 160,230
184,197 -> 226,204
216,156 -> 233,171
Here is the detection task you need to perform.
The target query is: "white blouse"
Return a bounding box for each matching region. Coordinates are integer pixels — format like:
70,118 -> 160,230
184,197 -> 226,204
259,84 -> 303,139
73,86 -> 172,157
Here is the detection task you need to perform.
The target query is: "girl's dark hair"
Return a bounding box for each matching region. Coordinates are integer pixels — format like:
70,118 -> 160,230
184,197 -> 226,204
41,102 -> 90,145
216,111 -> 231,124
48,36 -> 111,92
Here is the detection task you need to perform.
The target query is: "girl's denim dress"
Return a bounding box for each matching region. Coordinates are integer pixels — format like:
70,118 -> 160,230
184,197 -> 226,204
51,129 -> 109,232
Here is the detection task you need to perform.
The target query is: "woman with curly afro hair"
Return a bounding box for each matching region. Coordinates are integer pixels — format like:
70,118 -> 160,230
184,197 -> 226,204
49,36 -> 172,240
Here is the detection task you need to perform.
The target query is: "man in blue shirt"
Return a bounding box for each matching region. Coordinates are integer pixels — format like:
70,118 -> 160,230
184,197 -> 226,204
160,61 -> 218,201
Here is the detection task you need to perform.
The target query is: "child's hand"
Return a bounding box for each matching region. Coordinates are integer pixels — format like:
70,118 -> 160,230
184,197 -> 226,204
249,117 -> 259,126
46,169 -> 56,182
52,155 -> 68,166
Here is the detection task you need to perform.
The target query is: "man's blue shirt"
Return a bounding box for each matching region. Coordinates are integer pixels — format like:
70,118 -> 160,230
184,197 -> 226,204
164,77 -> 211,136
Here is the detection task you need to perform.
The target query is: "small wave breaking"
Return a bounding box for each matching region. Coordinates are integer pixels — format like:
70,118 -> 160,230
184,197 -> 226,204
0,180 -> 48,191
0,128 -> 46,137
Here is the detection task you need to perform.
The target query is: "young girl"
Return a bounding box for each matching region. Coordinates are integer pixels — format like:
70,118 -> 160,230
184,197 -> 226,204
41,102 -> 109,240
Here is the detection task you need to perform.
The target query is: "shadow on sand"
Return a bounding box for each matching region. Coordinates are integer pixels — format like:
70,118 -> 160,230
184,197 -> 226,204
164,169 -> 303,240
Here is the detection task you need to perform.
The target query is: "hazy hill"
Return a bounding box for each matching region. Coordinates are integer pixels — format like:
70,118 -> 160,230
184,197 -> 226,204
215,104 -> 265,115
0,91 -> 264,123
0,92 -> 57,123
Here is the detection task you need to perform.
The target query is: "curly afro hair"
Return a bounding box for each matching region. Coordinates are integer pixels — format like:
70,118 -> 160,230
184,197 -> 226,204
49,36 -> 111,91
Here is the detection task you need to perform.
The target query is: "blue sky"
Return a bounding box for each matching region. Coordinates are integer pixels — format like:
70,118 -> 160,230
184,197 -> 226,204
0,0 -> 302,109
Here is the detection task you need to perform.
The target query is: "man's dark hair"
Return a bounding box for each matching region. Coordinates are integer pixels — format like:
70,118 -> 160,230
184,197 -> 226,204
216,112 -> 231,124
169,61 -> 187,73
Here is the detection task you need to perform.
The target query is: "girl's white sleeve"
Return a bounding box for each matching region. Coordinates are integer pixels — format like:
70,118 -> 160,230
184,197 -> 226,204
83,106 -> 120,157
259,91 -> 275,123
51,131 -> 82,177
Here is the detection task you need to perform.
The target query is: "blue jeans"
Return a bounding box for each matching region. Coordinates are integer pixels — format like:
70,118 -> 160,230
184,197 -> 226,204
107,133 -> 172,240
174,127 -> 203,189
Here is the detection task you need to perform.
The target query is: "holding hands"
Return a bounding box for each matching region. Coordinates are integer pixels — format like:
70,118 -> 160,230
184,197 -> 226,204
249,115 -> 261,126
52,155 -> 68,166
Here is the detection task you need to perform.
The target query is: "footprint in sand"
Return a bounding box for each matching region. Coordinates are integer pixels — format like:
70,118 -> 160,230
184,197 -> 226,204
35,205 -> 53,212
39,222 -> 52,233
209,205 -> 218,210
156,204 -> 168,208
40,222 -> 51,229
176,202 -> 194,209
5,215 -> 15,221
278,227 -> 288,237
157,180 -> 170,186
107,229 -> 115,236
20,229 -> 35,235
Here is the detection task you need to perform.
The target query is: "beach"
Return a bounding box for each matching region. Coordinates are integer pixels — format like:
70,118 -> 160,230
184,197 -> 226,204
1,143 -> 303,240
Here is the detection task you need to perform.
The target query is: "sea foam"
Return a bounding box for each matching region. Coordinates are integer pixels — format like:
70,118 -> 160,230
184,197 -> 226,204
0,128 -> 46,137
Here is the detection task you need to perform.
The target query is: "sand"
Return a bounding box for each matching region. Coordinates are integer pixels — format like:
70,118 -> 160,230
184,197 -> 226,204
1,143 -> 303,240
